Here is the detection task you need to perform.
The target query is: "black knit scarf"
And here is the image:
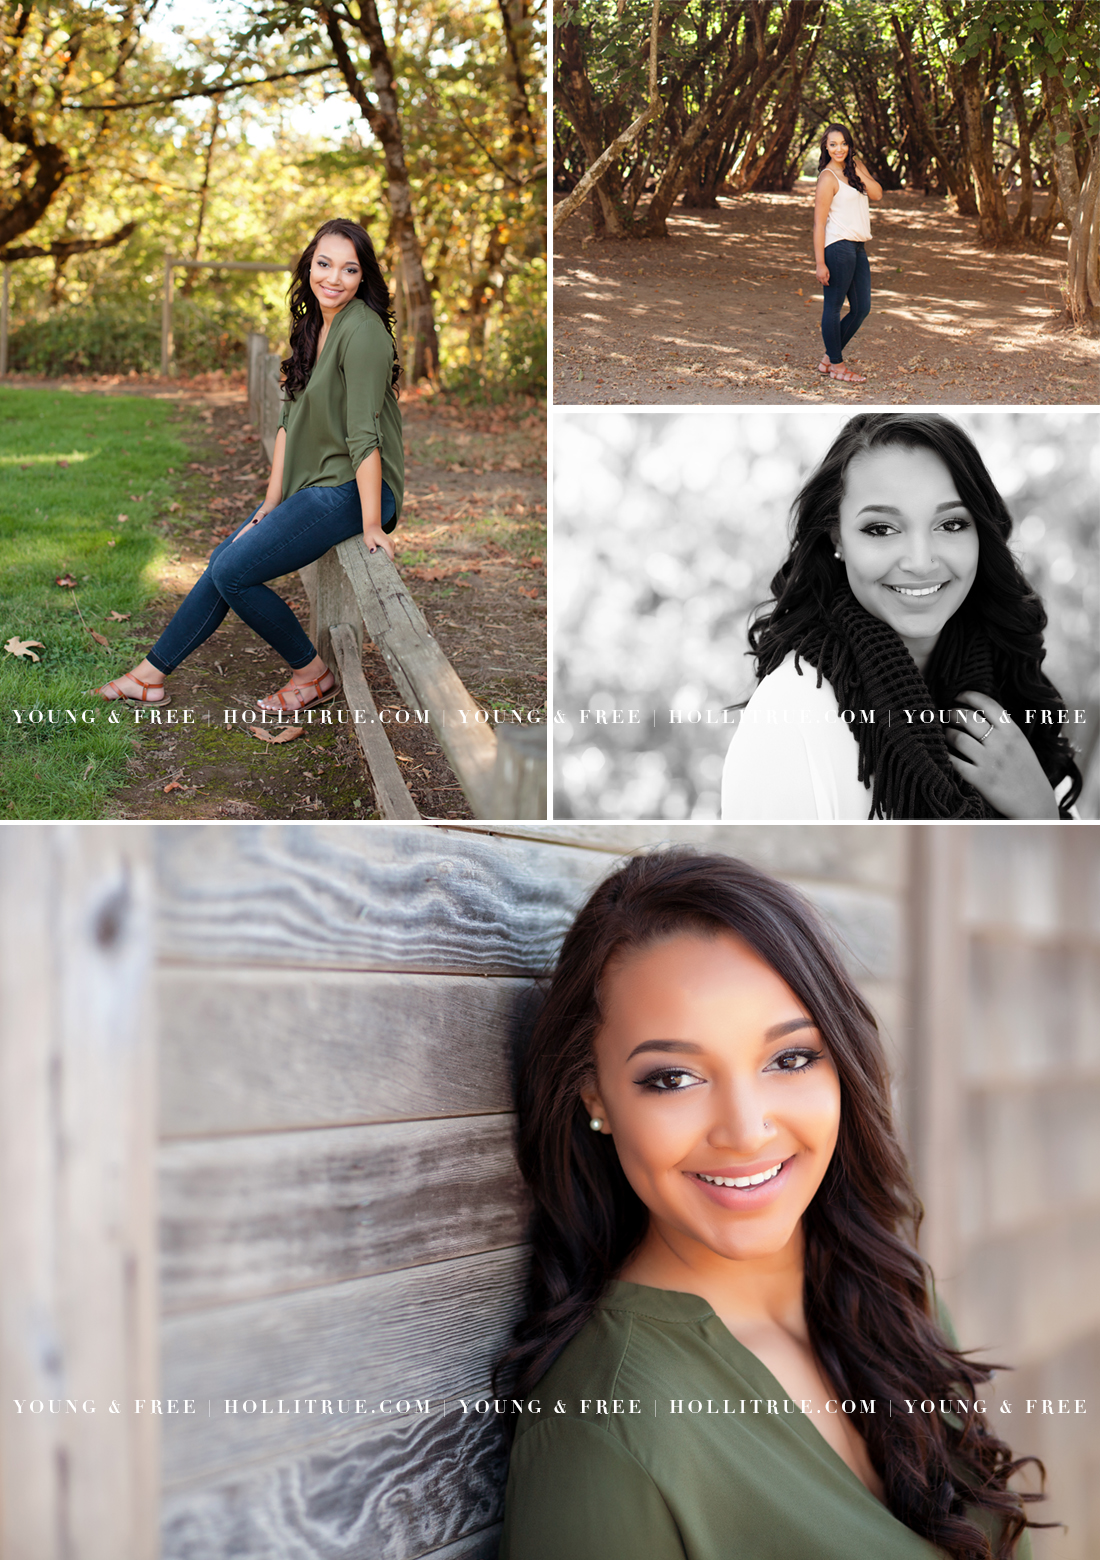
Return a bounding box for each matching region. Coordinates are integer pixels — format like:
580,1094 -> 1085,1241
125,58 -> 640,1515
791,586 -> 1003,819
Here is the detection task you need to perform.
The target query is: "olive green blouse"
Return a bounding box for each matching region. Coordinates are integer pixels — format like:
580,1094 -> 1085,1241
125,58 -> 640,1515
278,297 -> 404,529
499,1281 -> 1031,1560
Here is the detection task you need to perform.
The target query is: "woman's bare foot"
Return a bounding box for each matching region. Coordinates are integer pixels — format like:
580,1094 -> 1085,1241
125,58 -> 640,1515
93,658 -> 168,703
257,658 -> 337,713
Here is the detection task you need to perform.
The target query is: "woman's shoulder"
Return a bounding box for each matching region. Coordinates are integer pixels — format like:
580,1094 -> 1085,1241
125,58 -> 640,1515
336,298 -> 391,352
747,652 -> 841,713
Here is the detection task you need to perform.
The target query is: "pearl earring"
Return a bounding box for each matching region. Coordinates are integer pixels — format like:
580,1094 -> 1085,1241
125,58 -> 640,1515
834,548 -> 842,560
589,1117 -> 603,1131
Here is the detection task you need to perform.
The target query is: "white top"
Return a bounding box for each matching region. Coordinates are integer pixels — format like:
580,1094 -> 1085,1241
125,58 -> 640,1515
720,652 -> 1078,821
823,170 -> 871,245
721,655 -> 871,820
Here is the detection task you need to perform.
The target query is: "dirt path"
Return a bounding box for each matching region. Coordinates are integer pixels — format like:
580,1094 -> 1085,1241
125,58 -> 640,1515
553,184 -> 1099,405
20,372 -> 545,819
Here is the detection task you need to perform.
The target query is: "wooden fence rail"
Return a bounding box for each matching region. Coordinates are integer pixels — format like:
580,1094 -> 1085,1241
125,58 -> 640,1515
246,333 -> 547,820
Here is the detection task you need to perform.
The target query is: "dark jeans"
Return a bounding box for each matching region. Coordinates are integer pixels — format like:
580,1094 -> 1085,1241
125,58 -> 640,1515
147,479 -> 396,674
821,239 -> 871,363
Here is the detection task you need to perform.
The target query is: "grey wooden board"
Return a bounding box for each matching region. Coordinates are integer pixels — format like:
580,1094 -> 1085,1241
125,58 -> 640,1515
154,826 -> 605,973
161,1404 -> 507,1560
158,970 -> 535,1136
329,621 -> 419,820
160,1114 -> 528,1311
454,824 -> 907,890
161,1246 -> 527,1483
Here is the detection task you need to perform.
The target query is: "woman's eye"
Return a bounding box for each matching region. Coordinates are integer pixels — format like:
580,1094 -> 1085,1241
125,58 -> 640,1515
861,522 -> 895,538
639,1068 -> 700,1092
939,516 -> 971,532
768,1049 -> 823,1073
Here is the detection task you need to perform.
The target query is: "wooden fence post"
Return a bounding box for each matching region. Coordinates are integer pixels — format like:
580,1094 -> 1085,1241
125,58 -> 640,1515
311,544 -> 365,669
161,254 -> 174,377
259,353 -> 282,463
0,263 -> 10,377
490,724 -> 547,819
246,332 -> 269,426
0,826 -> 159,1560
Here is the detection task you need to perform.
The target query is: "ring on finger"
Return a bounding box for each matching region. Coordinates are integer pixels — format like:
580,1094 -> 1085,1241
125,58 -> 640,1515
975,719 -> 994,744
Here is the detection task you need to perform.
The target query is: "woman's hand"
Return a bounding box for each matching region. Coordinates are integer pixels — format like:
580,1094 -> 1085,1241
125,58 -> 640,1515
854,158 -> 883,201
943,692 -> 1059,819
815,260 -> 830,286
227,501 -> 275,545
363,523 -> 395,562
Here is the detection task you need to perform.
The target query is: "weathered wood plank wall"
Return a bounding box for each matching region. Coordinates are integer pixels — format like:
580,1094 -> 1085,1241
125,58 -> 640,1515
156,823 -> 909,1560
911,827 -> 1100,1560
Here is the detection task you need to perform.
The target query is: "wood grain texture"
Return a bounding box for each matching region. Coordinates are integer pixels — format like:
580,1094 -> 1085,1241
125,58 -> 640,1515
161,1403 -> 507,1560
160,1114 -> 528,1311
336,537 -> 499,817
0,828 -> 160,1560
158,969 -> 535,1135
454,824 -> 907,889
489,726 -> 546,821
329,622 -> 420,820
315,555 -> 366,673
154,826 -> 605,972
161,1246 -> 527,1482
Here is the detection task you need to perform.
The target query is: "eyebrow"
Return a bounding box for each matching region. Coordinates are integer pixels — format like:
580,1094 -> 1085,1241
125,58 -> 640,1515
856,500 -> 967,517
625,1017 -> 817,1061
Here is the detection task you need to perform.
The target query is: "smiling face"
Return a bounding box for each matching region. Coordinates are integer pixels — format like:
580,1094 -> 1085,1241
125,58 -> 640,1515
582,931 -> 841,1275
834,442 -> 980,673
825,130 -> 850,167
309,232 -> 363,318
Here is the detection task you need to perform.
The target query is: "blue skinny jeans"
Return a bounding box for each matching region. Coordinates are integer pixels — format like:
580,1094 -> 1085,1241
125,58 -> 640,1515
147,479 -> 396,674
821,239 -> 871,363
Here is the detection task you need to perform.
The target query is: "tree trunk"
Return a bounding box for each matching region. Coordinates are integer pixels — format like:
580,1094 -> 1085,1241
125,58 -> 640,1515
960,52 -> 1012,243
891,18 -> 976,214
554,11 -> 635,236
1005,62 -> 1032,239
321,4 -> 440,380
1046,80 -> 1099,322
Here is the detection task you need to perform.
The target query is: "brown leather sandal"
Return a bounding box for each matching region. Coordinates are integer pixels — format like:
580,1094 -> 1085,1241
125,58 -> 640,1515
257,670 -> 339,713
828,364 -> 866,384
94,675 -> 171,705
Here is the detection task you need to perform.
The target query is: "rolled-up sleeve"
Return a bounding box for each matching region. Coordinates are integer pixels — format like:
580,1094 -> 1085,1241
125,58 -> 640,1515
342,313 -> 393,472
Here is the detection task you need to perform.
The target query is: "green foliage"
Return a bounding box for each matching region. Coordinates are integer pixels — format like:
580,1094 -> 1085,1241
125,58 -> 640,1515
8,294 -> 263,376
0,388 -> 191,818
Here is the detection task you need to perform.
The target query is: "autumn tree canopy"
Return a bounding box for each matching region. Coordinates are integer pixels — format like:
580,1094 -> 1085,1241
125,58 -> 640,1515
0,0 -> 546,385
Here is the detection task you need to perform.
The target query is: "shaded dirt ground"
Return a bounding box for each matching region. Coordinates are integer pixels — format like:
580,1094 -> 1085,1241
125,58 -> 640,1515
554,183 -> 1099,405
15,371 -> 545,819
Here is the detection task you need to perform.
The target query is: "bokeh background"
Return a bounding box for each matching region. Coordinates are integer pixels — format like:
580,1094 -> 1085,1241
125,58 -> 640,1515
553,411 -> 1100,819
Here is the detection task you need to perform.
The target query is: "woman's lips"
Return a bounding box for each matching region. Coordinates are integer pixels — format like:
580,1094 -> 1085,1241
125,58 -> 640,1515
686,1156 -> 793,1208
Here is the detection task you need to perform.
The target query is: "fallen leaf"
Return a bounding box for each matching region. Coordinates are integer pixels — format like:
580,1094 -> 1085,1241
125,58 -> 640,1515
5,637 -> 45,662
163,780 -> 184,793
247,724 -> 305,744
519,586 -> 540,598
167,502 -> 181,512
89,629 -> 110,646
107,610 -> 131,621
117,513 -> 129,523
55,574 -> 77,588
57,459 -> 70,468
107,539 -> 116,546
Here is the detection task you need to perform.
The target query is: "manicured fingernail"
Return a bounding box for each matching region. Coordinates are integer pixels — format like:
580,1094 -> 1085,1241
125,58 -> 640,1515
369,548 -> 376,554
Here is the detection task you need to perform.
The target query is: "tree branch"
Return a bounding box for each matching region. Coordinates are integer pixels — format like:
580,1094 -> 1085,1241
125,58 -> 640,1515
62,64 -> 333,111
0,220 -> 137,262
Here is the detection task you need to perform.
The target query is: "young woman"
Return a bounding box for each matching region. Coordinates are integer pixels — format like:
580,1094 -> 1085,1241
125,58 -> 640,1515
497,850 -> 1046,1560
720,413 -> 1082,820
814,124 -> 882,385
94,217 -> 403,713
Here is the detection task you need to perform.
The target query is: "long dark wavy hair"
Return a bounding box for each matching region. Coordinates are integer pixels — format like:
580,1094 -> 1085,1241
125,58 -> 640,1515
496,849 -> 1050,1560
819,121 -> 866,193
281,218 -> 399,400
748,413 -> 1082,817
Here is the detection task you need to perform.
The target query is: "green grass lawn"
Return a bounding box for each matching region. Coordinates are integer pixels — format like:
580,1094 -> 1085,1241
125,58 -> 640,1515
0,388 -> 193,818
